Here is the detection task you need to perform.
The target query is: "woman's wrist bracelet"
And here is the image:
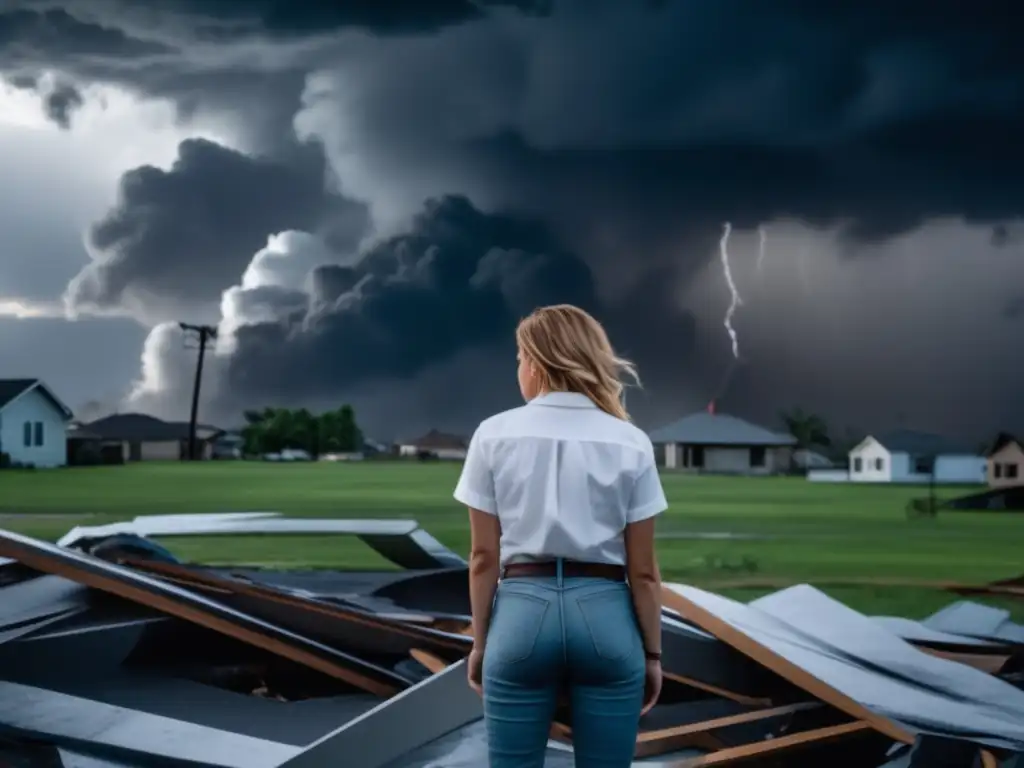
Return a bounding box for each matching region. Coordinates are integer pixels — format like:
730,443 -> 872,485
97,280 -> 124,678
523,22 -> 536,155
644,649 -> 662,661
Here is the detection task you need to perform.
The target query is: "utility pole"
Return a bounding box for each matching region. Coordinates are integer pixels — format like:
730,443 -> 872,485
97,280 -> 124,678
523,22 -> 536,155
179,323 -> 218,461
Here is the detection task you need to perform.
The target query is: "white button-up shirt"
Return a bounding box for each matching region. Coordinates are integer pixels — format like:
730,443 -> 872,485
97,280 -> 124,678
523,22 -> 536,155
454,391 -> 668,566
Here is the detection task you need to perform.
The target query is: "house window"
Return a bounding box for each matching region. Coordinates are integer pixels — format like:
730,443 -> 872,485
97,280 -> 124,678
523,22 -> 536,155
1007,463 -> 1020,480
874,458 -> 884,471
33,422 -> 44,447
750,446 -> 766,468
914,457 -> 933,474
22,421 -> 31,447
853,457 -> 863,473
995,463 -> 1004,478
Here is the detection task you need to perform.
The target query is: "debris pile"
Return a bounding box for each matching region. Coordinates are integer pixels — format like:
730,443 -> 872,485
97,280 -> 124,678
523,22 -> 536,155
0,513 -> 1020,767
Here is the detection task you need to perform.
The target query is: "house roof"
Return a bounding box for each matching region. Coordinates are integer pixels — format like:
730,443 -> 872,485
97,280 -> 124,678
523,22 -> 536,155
870,429 -> 974,457
0,378 -> 73,419
404,429 -> 468,450
83,414 -> 221,442
648,411 -> 797,446
987,432 -> 1022,457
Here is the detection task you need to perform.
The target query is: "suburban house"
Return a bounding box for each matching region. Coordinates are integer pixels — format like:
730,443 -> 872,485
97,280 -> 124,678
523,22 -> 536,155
0,378 -> 74,468
987,433 -> 1024,489
648,404 -> 797,475
398,429 -> 469,460
80,413 -> 223,462
842,430 -> 985,484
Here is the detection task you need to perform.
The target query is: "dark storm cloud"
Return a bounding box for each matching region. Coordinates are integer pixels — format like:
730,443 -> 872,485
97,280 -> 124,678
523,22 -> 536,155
0,1 -> 549,151
289,0 -> 1024,251
3,69 -> 82,128
0,8 -> 168,60
65,138 -> 368,322
5,0 -> 1023,237
41,79 -> 82,128
4,0 -> 1023,438
0,0 -> 525,50
1004,296 -> 1024,320
145,0 -> 546,36
221,194 -> 700,429
226,195 -> 596,397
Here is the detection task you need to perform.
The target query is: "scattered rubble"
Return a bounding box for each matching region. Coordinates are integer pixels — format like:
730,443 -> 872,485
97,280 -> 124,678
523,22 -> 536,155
0,513 -> 1020,767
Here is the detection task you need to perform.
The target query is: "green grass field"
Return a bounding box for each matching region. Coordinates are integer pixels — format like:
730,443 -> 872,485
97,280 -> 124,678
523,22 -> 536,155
1,461 -> 1020,618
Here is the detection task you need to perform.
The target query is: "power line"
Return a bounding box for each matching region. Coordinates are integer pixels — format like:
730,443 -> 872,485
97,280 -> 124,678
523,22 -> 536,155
179,322 -> 218,461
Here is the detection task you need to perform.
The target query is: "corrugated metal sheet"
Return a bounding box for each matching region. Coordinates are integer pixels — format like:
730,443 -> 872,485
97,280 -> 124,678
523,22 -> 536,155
1,516 -> 1022,766
668,584 -> 1024,750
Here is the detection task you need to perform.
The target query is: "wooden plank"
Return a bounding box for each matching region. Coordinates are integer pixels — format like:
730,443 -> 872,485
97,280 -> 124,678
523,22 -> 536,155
672,721 -> 872,766
664,672 -> 772,708
661,586 -> 914,744
123,557 -> 471,654
0,529 -> 406,698
410,648 -> 448,674
411,647 -> 808,760
634,701 -> 821,759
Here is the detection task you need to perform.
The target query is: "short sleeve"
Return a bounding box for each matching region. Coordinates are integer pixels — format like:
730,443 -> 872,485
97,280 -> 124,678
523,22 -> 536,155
454,427 -> 497,514
627,446 -> 668,524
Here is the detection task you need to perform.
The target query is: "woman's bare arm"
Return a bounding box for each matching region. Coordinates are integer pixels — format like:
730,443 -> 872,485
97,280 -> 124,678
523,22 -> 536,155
468,507 -> 502,649
625,516 -> 662,654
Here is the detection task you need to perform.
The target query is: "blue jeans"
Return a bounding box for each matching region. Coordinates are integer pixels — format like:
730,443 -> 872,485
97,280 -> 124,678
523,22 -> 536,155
483,564 -> 645,767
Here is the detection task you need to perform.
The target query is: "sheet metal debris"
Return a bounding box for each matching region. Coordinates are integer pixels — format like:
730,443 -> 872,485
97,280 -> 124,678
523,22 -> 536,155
0,518 -> 1020,767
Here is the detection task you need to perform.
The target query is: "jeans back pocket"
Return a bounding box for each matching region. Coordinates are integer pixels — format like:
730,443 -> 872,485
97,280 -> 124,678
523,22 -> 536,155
488,588 -> 550,665
575,585 -> 639,662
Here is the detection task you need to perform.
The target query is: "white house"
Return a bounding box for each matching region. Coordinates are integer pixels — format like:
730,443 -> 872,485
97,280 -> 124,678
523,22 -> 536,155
648,404 -> 797,475
843,430 -> 985,484
0,379 -> 74,468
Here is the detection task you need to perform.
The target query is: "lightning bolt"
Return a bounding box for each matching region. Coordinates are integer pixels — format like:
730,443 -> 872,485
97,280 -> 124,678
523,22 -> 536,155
756,224 -> 768,273
719,222 -> 743,359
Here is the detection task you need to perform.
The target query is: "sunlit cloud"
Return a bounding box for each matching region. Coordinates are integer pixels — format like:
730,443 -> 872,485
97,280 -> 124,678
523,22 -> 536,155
0,298 -> 66,318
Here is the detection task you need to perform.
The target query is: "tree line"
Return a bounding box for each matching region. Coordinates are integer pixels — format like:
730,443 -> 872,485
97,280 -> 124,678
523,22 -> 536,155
241,406 -> 364,457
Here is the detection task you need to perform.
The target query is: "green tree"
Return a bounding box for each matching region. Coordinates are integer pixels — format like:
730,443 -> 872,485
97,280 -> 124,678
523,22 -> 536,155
291,408 -> 320,456
240,405 -> 364,456
318,409 -> 344,453
240,408 -> 273,455
779,407 -> 831,449
336,404 -> 363,452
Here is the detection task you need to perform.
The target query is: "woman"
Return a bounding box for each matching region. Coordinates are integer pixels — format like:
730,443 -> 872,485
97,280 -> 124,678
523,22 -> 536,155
454,304 -> 667,768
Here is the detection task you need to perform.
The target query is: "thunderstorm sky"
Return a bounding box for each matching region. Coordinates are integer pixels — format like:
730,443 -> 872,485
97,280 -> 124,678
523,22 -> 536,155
1,0 -> 1022,441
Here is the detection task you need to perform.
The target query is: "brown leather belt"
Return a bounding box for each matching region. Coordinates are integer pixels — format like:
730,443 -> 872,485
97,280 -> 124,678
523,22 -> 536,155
502,561 -> 626,581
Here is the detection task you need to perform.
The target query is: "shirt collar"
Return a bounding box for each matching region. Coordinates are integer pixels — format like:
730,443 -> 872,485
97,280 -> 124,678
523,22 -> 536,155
529,391 -> 597,409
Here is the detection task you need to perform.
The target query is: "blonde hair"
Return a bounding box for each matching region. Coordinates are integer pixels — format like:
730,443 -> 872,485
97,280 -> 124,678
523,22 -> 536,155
516,304 -> 639,421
